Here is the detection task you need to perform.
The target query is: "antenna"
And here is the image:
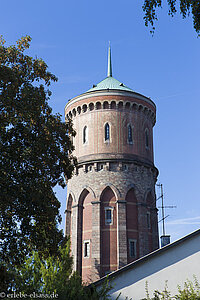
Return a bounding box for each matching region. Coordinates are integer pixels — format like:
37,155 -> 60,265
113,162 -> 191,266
156,183 -> 176,247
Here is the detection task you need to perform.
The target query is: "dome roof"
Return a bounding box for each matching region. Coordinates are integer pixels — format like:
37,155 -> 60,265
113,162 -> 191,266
87,76 -> 134,93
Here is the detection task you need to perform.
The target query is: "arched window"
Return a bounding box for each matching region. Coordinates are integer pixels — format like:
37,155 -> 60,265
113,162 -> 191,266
128,125 -> 133,143
145,128 -> 149,149
83,126 -> 88,144
105,123 -> 110,141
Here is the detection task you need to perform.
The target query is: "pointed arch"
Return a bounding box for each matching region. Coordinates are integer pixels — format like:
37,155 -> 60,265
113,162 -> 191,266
78,186 -> 96,204
65,193 -> 75,237
124,184 -> 137,198
67,190 -> 76,204
125,187 -> 137,204
145,189 -> 155,207
99,183 -> 121,201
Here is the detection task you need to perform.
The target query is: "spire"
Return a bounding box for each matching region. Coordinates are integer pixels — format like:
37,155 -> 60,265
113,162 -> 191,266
107,42 -> 112,77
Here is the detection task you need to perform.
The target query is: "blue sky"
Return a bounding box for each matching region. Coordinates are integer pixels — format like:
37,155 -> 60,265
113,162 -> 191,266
1,0 -> 200,244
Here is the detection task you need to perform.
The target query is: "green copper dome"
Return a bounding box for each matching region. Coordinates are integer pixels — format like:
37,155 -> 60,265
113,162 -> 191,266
87,43 -> 134,93
87,76 -> 134,93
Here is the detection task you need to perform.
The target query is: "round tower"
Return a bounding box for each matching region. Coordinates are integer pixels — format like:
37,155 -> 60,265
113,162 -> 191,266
65,46 -> 159,283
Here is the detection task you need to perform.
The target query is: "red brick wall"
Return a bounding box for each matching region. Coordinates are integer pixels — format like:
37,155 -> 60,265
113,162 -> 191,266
126,189 -> 139,263
146,192 -> 154,253
65,91 -> 159,281
82,192 -> 93,282
100,187 -> 117,276
65,94 -> 155,164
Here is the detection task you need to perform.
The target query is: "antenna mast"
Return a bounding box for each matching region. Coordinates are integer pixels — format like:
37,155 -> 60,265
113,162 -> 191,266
156,183 -> 176,246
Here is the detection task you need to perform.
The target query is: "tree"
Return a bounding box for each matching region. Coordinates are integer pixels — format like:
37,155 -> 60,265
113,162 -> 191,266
143,0 -> 200,35
6,238 -> 111,300
0,36 -> 76,270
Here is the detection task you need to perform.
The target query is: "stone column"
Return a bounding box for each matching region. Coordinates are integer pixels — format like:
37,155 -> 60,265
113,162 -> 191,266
91,200 -> 101,281
77,204 -> 83,275
117,200 -> 127,268
71,204 -> 79,272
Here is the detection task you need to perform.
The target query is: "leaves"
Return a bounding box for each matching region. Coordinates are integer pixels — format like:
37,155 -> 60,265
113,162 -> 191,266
0,36 -> 76,269
142,0 -> 200,35
3,239 -> 112,300
144,277 -> 200,299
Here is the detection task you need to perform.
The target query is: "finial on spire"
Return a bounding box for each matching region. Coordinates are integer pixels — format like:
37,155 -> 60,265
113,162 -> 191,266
107,42 -> 112,77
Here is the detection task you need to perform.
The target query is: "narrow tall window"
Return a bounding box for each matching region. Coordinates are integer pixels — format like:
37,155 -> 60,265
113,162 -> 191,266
105,207 -> 113,225
83,240 -> 90,257
145,129 -> 149,149
83,126 -> 88,144
129,239 -> 136,258
105,123 -> 110,141
128,125 -> 133,143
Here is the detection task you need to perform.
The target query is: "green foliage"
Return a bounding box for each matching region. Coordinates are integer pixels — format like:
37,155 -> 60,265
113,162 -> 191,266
142,0 -> 200,35
4,239 -> 112,300
0,36 -> 76,272
144,276 -> 200,299
176,276 -> 200,300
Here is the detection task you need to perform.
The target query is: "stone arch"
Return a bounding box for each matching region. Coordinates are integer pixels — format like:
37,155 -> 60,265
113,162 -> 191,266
67,190 -> 76,204
77,106 -> 81,114
118,101 -> 123,110
145,189 -> 155,207
78,186 -> 96,205
82,104 -> 87,113
110,101 -> 116,109
125,102 -> 131,110
143,107 -> 148,115
99,183 -> 121,201
124,184 -> 136,198
147,109 -> 152,117
125,187 -> 138,204
96,102 -> 101,110
103,101 -> 109,109
82,185 -> 96,199
65,192 -> 76,237
138,104 -> 143,111
132,103 -> 138,111
89,102 -> 94,111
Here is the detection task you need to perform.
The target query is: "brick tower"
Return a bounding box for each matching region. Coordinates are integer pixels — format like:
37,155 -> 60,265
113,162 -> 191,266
65,46 -> 159,283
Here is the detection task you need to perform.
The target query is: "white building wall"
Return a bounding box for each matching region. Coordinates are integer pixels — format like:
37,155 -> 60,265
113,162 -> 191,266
103,233 -> 200,299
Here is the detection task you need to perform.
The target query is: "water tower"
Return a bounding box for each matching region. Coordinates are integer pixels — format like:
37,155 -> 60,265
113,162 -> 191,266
65,46 -> 159,282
